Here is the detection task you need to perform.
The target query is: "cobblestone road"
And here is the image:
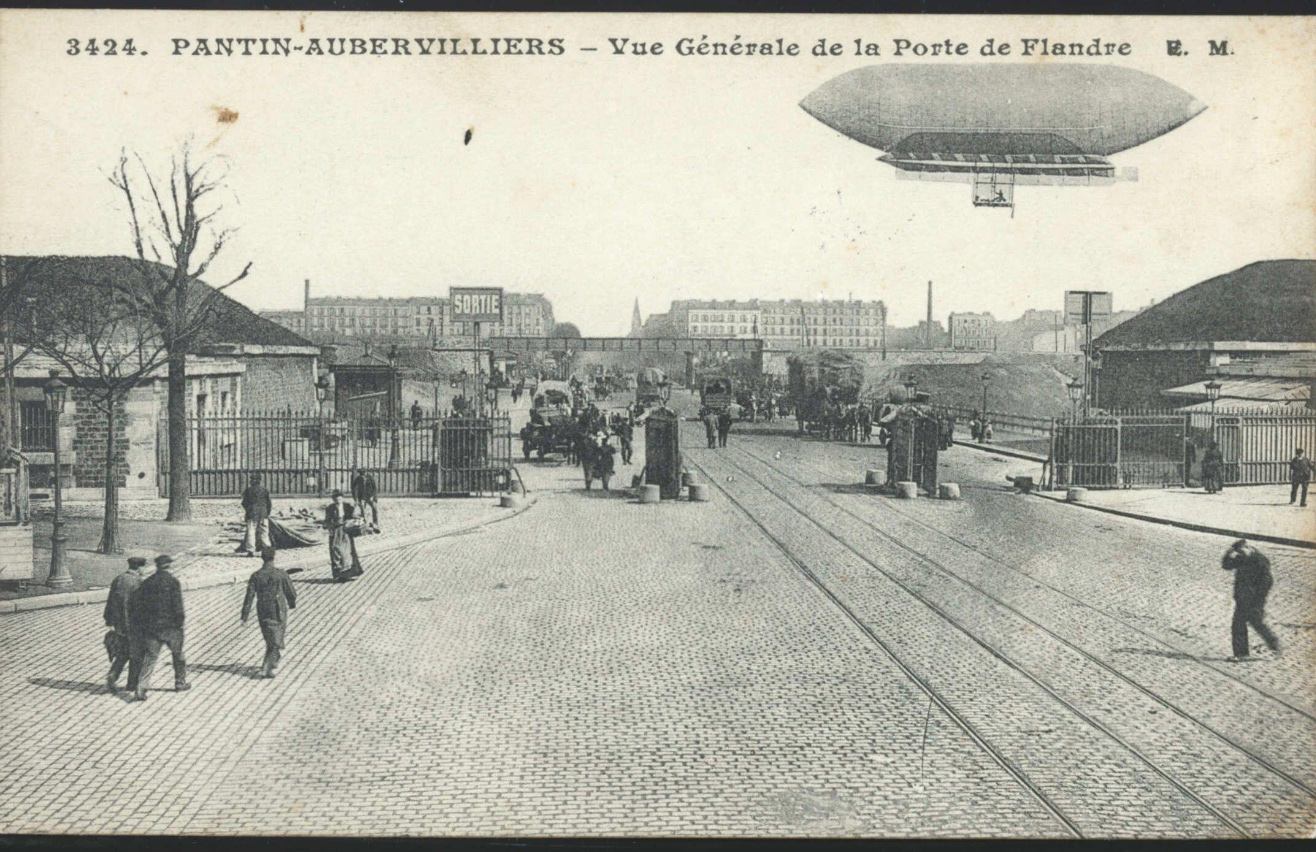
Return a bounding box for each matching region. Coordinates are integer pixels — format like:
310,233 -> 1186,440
1,413 -> 1312,836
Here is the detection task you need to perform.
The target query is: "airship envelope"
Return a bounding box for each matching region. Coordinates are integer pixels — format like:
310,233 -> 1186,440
800,64 -> 1206,203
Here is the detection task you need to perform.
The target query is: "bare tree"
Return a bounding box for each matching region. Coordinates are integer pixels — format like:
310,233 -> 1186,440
108,142 -> 250,522
35,261 -> 170,553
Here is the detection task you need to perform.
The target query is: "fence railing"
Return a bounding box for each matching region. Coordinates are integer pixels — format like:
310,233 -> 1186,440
157,410 -> 512,498
1049,409 -> 1316,489
939,405 -> 1054,437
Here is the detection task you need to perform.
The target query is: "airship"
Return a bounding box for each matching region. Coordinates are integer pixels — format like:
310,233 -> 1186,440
800,64 -> 1206,210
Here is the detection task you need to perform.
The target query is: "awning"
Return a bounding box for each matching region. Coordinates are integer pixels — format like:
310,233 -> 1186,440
1176,398 -> 1312,413
1162,377 -> 1310,402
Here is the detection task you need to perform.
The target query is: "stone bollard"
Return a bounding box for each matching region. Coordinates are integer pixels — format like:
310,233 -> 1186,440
500,494 -> 523,509
681,471 -> 698,488
638,484 -> 661,504
688,483 -> 710,502
938,483 -> 961,500
895,481 -> 918,499
865,469 -> 887,487
1066,487 -> 1088,503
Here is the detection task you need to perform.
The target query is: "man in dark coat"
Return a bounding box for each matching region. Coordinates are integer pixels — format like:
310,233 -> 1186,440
241,546 -> 298,679
1223,538 -> 1280,660
703,409 -> 718,449
615,419 -> 634,466
350,468 -> 380,532
103,556 -> 145,693
238,473 -> 273,556
1289,448 -> 1312,507
1202,441 -> 1224,493
717,410 -> 733,448
129,555 -> 190,701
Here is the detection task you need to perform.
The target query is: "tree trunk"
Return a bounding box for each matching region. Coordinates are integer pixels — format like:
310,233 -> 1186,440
165,349 -> 191,521
98,400 -> 121,554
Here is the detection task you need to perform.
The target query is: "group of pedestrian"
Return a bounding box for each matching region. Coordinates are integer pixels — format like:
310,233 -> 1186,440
701,407 -> 733,448
103,554 -> 191,701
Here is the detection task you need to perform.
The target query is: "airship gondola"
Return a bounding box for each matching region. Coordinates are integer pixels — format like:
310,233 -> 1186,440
800,64 -> 1206,211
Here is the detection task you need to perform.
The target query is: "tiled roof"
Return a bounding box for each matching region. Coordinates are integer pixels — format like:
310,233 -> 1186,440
3,255 -> 315,351
1095,260 -> 1316,348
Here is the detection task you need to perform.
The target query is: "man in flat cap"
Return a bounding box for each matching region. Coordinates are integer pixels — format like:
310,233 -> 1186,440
1222,538 -> 1280,661
103,556 -> 146,693
241,546 -> 298,679
129,554 -> 191,701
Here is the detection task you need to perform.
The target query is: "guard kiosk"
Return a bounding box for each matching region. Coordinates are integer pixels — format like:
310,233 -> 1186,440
643,407 -> 683,499
885,404 -> 940,495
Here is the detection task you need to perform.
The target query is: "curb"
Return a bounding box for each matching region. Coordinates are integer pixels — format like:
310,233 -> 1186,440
954,440 -> 1048,464
0,495 -> 539,616
1033,491 -> 1315,550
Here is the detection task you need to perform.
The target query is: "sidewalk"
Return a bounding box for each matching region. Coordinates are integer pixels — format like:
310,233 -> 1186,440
948,426 -> 1314,548
1036,483 -> 1315,549
2,493 -> 536,614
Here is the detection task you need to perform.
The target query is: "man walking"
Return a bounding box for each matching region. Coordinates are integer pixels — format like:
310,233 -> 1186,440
1222,538 -> 1280,661
1288,448 -> 1312,507
103,556 -> 145,693
351,468 -> 380,532
238,473 -> 273,557
129,555 -> 190,701
717,410 -> 733,448
241,546 -> 298,679
703,409 -> 718,449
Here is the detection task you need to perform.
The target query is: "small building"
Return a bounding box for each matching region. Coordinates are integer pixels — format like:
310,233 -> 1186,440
1093,260 -> 1316,410
3,256 -> 321,497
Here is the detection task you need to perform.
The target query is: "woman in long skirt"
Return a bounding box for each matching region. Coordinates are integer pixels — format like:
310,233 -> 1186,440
325,490 -> 364,582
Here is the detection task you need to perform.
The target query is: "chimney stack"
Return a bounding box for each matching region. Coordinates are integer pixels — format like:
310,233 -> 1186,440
925,281 -> 933,348
304,279 -> 311,310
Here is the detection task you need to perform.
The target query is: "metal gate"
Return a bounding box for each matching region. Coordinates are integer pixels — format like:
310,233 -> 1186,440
159,411 -> 511,497
1052,415 -> 1186,489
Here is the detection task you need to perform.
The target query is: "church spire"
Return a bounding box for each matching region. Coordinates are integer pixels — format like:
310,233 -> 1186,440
631,298 -> 642,334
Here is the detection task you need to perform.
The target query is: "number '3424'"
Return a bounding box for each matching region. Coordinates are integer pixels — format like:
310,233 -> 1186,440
67,39 -> 143,56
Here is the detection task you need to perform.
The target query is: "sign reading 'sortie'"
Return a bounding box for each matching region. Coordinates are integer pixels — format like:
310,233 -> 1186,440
450,287 -> 504,323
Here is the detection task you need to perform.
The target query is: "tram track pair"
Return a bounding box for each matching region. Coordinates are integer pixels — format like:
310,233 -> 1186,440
685,444 -> 1316,839
743,440 -> 1316,731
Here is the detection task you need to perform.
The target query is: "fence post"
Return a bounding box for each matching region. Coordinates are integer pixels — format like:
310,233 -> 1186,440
318,410 -> 327,497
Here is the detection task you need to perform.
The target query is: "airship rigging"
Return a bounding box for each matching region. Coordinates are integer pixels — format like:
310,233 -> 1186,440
800,64 -> 1206,213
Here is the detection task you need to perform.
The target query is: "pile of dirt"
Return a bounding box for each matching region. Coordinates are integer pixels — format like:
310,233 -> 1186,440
857,353 -> 1082,418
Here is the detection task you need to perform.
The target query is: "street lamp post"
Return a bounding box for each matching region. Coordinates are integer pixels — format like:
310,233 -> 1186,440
1089,350 -> 1102,416
1068,379 -> 1084,422
315,374 -> 331,496
386,346 -> 400,468
1204,379 -> 1222,442
43,371 -> 70,588
979,372 -> 990,444
1067,379 -> 1085,487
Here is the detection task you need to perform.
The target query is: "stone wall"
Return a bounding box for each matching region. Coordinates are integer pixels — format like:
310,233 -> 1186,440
239,355 -> 318,414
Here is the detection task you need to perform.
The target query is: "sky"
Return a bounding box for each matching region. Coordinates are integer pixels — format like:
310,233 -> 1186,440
2,11 -> 1313,336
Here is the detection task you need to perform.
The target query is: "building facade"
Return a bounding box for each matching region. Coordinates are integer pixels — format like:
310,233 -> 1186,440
948,312 -> 997,351
1093,260 -> 1316,410
663,298 -> 887,350
264,281 -> 556,343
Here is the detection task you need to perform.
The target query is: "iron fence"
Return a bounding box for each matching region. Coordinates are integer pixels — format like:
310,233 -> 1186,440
157,410 -> 512,498
1050,409 -> 1316,489
1052,415 -> 1186,489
